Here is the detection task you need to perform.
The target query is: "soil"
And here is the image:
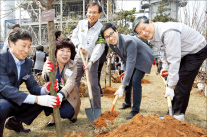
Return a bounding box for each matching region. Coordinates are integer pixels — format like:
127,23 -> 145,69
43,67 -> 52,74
94,111 -> 120,129
142,79 -> 151,84
101,79 -> 151,99
96,113 -> 207,137
101,86 -> 118,98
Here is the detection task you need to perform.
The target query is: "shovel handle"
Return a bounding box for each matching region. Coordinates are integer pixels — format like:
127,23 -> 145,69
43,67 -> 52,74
110,95 -> 119,112
80,49 -> 93,100
160,75 -> 173,116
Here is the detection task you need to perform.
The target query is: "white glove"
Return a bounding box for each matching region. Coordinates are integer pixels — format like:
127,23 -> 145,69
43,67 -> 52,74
57,93 -> 63,105
114,86 -> 124,98
84,61 -> 92,71
164,87 -> 175,100
37,95 -> 57,108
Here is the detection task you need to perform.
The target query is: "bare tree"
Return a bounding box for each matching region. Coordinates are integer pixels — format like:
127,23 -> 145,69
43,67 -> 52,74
179,1 -> 206,39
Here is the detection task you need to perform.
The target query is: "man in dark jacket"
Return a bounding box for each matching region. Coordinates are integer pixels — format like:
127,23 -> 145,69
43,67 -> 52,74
0,29 -> 59,137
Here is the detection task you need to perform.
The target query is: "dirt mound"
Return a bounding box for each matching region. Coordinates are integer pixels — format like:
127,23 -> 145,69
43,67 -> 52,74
101,86 -> 118,98
111,74 -> 121,83
96,113 -> 207,137
142,79 -> 151,84
94,110 -> 120,129
79,81 -> 88,97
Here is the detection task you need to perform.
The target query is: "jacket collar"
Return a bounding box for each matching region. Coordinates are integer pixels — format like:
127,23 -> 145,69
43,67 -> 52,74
83,19 -> 101,30
150,23 -> 161,43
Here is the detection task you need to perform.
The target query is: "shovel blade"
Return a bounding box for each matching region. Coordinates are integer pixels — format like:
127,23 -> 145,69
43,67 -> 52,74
85,108 -> 102,125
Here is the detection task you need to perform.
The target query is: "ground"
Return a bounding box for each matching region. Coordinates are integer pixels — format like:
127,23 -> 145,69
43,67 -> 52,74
3,65 -> 207,137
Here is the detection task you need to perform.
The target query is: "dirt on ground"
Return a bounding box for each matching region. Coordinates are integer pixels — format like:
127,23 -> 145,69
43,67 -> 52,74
96,113 -> 207,137
4,66 -> 206,137
93,110 -> 120,129
101,86 -> 118,98
142,79 -> 151,84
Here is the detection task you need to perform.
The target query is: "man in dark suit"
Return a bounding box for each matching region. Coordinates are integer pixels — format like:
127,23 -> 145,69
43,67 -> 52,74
0,29 -> 59,137
101,23 -> 154,120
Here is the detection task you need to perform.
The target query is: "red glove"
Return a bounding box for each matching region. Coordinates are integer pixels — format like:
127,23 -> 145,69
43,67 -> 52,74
120,72 -> 125,79
45,79 -> 59,93
153,59 -> 155,65
53,96 -> 61,108
161,70 -> 168,77
46,61 -> 57,72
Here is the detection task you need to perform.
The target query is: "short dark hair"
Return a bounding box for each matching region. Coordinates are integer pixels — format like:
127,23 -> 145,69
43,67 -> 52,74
8,29 -> 32,44
55,31 -> 62,40
133,16 -> 150,33
86,1 -> 102,13
36,45 -> 44,51
100,23 -> 117,38
12,24 -> 20,29
55,39 -> 76,60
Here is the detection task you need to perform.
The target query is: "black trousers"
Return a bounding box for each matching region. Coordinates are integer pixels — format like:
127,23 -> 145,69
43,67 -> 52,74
98,63 -> 104,94
172,45 -> 207,114
0,99 -> 43,137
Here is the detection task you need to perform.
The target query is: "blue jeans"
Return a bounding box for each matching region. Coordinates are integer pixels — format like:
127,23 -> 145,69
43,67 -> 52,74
124,68 -> 145,113
45,100 -> 74,119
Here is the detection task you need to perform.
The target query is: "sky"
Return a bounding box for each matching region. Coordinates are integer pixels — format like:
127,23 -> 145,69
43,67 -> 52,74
116,0 -> 140,12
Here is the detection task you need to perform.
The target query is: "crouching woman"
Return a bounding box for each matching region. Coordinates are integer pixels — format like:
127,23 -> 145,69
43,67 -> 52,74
42,39 -> 81,126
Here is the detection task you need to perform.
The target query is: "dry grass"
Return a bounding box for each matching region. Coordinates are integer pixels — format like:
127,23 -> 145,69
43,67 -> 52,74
3,66 -> 207,137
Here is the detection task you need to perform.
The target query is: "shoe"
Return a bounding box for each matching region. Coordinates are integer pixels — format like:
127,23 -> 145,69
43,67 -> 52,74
70,118 -> 77,123
173,114 -> 185,121
5,117 -> 31,133
118,103 -> 131,110
126,112 -> 138,120
46,122 -> 55,127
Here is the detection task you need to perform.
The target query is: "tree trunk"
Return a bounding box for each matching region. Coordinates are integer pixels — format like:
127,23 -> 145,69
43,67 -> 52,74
46,0 -> 63,137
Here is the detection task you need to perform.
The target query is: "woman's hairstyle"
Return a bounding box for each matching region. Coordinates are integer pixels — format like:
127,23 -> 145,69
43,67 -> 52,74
55,39 -> 76,60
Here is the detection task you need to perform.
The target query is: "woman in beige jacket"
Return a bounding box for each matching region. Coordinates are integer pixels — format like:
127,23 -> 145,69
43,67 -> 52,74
42,39 -> 81,126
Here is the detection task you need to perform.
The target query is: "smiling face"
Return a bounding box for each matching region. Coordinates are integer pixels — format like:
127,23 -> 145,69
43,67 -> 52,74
9,39 -> 31,60
103,28 -> 118,46
135,20 -> 155,40
56,47 -> 71,66
87,5 -> 102,26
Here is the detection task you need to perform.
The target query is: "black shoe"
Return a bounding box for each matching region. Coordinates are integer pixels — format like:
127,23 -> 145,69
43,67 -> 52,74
126,112 -> 138,120
46,122 -> 55,127
5,118 -> 31,133
118,103 -> 131,110
70,118 -> 77,123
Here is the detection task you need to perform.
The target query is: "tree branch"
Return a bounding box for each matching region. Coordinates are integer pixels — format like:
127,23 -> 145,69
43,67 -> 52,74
33,0 -> 46,11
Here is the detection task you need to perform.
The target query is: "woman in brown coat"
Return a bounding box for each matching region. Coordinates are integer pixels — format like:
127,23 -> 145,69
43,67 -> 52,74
42,39 -> 81,126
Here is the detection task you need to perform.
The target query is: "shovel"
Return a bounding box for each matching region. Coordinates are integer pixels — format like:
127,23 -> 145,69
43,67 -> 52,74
110,95 -> 119,112
159,73 -> 184,121
80,49 -> 102,125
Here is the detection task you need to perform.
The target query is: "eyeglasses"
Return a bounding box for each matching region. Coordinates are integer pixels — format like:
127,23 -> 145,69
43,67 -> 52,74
104,31 -> 115,40
87,11 -> 99,15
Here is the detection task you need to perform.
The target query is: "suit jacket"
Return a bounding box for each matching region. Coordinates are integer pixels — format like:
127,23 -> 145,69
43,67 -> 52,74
0,49 -> 42,106
42,59 -> 81,119
109,34 -> 154,86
